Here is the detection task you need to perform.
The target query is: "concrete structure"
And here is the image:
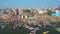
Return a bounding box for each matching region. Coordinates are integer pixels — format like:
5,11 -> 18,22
36,9 -> 47,14
52,9 -> 60,16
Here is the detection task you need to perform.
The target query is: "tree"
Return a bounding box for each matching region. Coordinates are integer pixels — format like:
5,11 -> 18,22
23,9 -> 31,13
23,9 -> 35,16
47,10 -> 54,16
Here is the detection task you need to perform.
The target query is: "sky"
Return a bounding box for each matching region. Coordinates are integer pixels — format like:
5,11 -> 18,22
0,0 -> 60,8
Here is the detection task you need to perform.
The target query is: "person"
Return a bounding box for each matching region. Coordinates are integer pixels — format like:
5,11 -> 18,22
43,31 -> 49,34
1,25 -> 5,29
30,31 -> 35,34
18,23 -> 23,29
16,9 -> 19,16
26,26 -> 34,31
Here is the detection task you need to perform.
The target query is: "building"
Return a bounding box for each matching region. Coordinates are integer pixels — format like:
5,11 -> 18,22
36,8 -> 47,14
52,8 -> 60,16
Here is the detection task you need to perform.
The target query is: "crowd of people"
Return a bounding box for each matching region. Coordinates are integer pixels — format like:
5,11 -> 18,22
0,9 -> 60,34
0,10 -> 59,28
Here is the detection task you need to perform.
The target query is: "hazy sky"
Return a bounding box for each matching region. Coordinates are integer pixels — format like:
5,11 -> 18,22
0,0 -> 60,8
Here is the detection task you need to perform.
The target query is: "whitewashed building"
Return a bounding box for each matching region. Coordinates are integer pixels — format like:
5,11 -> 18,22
36,8 -> 47,14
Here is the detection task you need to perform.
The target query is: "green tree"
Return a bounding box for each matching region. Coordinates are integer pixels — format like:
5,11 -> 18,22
23,9 -> 31,13
47,10 -> 54,16
23,9 -> 35,16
